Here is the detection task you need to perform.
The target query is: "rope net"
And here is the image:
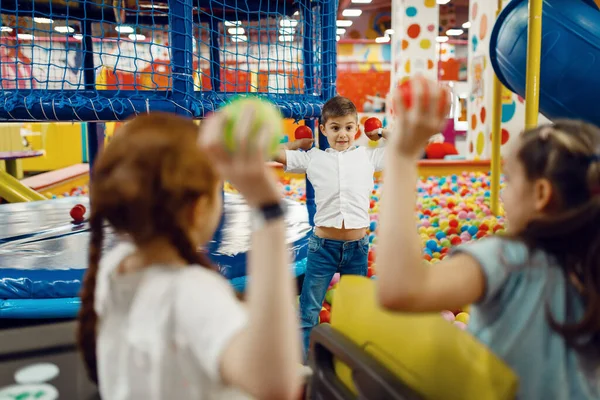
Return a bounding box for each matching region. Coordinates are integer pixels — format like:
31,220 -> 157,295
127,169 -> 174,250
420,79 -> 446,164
0,0 -> 336,122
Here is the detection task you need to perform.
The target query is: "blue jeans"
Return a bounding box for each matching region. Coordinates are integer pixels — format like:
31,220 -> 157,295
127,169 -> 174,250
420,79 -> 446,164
299,233 -> 369,361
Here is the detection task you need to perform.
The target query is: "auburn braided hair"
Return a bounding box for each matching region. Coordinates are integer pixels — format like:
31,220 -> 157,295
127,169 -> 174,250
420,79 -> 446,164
77,113 -> 220,384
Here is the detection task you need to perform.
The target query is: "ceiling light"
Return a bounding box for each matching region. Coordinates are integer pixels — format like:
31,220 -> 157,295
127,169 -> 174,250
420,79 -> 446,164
115,25 -> 134,34
436,36 -> 449,43
33,17 -> 53,24
228,27 -> 245,35
462,22 -> 472,29
280,18 -> 299,27
231,35 -> 248,42
73,34 -> 83,40
0,26 -> 13,33
224,21 -> 241,26
17,33 -> 35,40
375,35 -> 390,43
352,0 -> 372,3
446,28 -> 464,36
437,0 -> 451,4
336,20 -> 353,27
336,35 -> 341,41
293,11 -> 300,16
337,28 -> 346,35
342,9 -> 363,17
54,26 -> 75,34
279,35 -> 294,42
128,33 -> 146,41
385,29 -> 394,35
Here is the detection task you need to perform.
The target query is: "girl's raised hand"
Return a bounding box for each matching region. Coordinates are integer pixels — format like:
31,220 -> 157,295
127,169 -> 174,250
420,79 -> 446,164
199,105 -> 281,207
390,76 -> 452,159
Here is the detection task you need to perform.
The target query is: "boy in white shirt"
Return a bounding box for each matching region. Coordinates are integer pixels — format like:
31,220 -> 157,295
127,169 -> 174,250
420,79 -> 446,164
275,96 -> 387,359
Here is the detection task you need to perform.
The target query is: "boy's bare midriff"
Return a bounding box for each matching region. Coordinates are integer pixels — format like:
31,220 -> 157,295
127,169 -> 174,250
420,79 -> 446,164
315,222 -> 367,242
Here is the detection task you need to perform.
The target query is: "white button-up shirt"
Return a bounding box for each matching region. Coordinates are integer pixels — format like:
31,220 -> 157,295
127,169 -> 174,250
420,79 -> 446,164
285,146 -> 385,229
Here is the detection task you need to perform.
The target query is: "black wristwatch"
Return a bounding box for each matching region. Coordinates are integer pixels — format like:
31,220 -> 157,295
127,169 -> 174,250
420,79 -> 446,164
377,127 -> 383,138
250,201 -> 287,230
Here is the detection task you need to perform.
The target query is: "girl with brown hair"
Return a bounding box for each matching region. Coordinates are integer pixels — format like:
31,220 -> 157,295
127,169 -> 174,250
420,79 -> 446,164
377,77 -> 599,399
77,107 -> 301,399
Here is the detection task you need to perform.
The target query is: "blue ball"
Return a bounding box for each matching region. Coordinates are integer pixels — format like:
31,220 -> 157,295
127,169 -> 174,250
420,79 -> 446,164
369,233 -> 376,243
435,231 -> 446,240
460,225 -> 470,233
468,226 -> 479,236
369,221 -> 377,232
426,239 -> 438,250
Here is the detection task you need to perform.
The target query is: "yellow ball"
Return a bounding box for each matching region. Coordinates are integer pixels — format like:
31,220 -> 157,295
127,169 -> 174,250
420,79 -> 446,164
455,312 -> 470,324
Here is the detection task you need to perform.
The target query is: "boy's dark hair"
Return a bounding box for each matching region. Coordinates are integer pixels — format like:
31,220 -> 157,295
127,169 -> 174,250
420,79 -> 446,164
321,96 -> 357,125
514,119 -> 600,350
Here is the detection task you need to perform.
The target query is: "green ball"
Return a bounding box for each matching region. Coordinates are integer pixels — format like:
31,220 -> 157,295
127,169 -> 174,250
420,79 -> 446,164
325,288 -> 335,305
222,97 -> 283,158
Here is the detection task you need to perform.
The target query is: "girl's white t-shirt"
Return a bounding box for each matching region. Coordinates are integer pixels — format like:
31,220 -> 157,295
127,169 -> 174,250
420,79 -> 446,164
94,242 -> 251,400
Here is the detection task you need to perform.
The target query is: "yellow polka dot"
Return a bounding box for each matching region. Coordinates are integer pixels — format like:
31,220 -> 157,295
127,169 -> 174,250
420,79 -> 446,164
420,39 -> 431,49
404,60 -> 411,74
424,0 -> 436,7
476,131 -> 485,155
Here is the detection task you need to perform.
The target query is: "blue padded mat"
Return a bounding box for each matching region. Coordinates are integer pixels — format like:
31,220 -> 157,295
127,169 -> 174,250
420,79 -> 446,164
0,195 -> 311,318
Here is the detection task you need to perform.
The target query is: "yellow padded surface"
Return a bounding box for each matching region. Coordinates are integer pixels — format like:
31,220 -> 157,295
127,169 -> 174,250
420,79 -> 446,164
330,276 -> 518,400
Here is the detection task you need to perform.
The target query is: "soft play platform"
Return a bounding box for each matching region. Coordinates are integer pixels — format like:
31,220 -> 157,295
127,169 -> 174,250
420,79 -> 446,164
0,195 -> 311,319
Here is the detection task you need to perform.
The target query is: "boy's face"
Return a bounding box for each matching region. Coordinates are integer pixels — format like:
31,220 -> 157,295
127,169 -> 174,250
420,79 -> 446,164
320,114 -> 358,152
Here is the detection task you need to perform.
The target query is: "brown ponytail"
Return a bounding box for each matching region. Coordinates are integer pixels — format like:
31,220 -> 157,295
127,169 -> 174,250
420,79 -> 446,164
515,120 -> 600,350
77,211 -> 104,384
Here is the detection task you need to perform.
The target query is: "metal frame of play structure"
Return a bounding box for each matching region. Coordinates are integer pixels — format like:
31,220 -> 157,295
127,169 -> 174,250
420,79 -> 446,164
490,0 -> 542,215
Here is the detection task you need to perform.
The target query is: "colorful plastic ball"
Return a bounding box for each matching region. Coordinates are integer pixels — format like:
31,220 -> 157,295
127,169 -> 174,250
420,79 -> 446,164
453,321 -> 468,330
455,312 -> 470,324
70,204 -> 86,223
441,310 -> 455,322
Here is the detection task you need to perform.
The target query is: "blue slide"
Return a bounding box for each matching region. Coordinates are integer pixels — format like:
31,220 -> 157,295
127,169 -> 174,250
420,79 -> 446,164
490,0 -> 600,126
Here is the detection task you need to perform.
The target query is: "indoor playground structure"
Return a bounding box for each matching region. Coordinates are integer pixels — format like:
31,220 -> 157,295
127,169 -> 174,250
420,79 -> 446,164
1,0 -> 600,398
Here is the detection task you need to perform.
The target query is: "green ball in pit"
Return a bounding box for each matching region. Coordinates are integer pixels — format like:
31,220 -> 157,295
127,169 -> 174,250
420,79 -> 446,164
325,288 -> 335,305
222,97 -> 283,158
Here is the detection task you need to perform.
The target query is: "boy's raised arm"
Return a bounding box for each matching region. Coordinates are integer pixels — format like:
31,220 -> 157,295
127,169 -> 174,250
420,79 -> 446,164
273,138 -> 314,165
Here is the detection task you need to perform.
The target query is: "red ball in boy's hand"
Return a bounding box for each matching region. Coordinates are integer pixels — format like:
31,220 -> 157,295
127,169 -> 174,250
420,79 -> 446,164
70,204 -> 86,223
363,117 -> 382,134
294,125 -> 313,140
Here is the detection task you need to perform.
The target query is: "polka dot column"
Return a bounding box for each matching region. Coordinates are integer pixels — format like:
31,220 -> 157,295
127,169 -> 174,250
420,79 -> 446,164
466,0 -> 495,160
467,0 -> 551,160
391,0 -> 439,89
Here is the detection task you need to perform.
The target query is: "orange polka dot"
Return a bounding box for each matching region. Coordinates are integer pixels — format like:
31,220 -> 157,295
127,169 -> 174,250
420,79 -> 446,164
407,24 -> 421,39
501,129 -> 510,145
469,141 -> 474,153
471,114 -> 478,130
472,3 -> 478,19
489,129 -> 511,145
479,15 -> 488,40
480,107 -> 487,123
427,59 -> 435,69
402,39 -> 409,50
360,116 -> 369,125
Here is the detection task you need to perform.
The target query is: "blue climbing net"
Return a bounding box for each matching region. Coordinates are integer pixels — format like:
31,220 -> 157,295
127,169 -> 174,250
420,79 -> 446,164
0,0 -> 337,122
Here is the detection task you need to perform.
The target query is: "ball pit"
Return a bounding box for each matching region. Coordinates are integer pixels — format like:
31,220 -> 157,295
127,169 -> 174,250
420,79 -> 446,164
322,171 -> 506,329
55,170 -> 506,331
